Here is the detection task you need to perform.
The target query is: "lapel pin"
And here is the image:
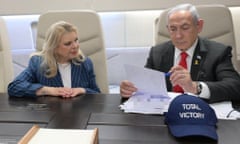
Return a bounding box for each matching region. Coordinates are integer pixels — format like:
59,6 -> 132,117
194,60 -> 199,65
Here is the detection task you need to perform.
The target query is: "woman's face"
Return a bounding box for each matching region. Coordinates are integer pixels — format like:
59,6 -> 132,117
55,31 -> 80,63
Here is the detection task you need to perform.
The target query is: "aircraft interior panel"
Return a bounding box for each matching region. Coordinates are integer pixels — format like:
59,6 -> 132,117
1,4 -> 240,93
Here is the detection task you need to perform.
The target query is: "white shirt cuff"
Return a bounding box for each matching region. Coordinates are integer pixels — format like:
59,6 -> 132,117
198,82 -> 210,99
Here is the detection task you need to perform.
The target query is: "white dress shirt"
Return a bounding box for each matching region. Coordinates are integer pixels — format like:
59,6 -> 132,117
174,39 -> 210,99
58,63 -> 72,88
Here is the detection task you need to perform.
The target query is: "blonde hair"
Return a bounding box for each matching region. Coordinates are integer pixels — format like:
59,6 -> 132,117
33,21 -> 85,78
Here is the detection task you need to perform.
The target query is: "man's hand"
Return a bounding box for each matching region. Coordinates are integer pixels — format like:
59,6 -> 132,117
169,65 -> 197,94
120,80 -> 137,98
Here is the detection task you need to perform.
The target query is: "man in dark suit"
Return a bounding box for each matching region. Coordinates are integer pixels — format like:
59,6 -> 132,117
120,3 -> 240,103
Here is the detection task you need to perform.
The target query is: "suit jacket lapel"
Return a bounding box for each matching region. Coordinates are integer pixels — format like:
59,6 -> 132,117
161,45 -> 174,90
71,63 -> 82,87
55,71 -> 64,86
161,45 -> 174,72
191,38 -> 207,80
71,63 -> 76,87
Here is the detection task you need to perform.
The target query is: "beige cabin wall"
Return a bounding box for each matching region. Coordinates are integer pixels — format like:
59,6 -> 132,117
0,0 -> 240,15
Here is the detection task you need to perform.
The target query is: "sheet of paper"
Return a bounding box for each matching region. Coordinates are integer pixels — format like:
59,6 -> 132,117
124,64 -> 168,96
28,128 -> 96,144
120,92 -> 180,114
210,101 -> 240,120
121,64 -> 180,115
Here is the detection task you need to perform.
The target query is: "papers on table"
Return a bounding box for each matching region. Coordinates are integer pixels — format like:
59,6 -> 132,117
120,64 -> 240,120
120,64 -> 178,114
210,101 -> 240,120
120,92 -> 180,114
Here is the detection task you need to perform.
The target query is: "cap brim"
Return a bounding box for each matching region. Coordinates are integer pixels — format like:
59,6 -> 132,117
168,124 -> 218,141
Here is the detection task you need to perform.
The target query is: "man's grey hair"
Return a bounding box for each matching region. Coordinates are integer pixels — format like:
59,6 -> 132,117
167,3 -> 200,25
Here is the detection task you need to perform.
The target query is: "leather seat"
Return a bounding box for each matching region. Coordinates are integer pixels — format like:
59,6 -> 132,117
0,17 -> 14,92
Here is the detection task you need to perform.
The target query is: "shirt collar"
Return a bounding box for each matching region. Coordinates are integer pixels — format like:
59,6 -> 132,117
174,38 -> 198,59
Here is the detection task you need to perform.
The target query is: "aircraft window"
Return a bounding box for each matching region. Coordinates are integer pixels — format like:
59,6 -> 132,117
31,21 -> 38,50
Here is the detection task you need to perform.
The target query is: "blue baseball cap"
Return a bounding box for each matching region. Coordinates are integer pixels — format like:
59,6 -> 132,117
165,94 -> 218,141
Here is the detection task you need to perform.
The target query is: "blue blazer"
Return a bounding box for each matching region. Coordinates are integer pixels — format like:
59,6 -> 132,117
145,37 -> 240,103
8,56 -> 100,97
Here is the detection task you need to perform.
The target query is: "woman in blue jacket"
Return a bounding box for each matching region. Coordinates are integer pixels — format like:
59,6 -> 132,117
8,21 -> 100,98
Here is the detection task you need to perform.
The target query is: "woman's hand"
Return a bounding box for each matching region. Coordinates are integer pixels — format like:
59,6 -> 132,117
36,87 -> 86,98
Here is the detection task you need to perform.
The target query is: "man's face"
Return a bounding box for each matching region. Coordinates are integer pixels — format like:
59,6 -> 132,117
167,10 -> 203,51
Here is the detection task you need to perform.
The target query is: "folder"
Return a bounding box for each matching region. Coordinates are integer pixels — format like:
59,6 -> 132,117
18,125 -> 98,144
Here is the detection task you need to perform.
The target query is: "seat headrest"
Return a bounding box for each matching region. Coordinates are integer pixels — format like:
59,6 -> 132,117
37,10 -> 104,56
155,4 -> 234,46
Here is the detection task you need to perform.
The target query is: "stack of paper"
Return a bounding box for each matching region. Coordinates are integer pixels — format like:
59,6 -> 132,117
120,64 -> 180,114
120,92 -> 240,119
210,101 -> 240,120
120,92 -> 179,114
120,64 -> 240,120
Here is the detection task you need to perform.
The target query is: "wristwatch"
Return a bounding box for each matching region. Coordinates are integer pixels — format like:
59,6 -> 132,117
196,82 -> 202,95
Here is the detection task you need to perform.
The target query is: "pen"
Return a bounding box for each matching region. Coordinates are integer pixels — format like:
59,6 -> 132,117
165,72 -> 171,77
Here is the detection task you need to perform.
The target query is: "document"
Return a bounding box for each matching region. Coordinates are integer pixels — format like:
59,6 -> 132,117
124,64 -> 168,95
18,125 -> 98,144
120,64 -> 180,114
120,92 -> 180,114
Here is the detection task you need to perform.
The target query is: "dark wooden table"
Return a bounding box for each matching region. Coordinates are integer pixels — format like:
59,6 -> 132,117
0,93 -> 240,144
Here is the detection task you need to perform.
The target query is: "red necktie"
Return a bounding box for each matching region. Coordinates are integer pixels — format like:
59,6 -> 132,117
173,52 -> 188,93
